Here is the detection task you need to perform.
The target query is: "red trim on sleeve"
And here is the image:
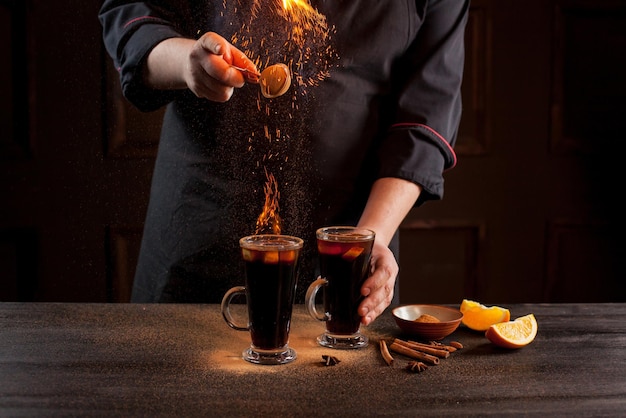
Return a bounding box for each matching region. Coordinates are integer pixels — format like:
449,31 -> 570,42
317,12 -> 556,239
391,123 -> 457,170
123,16 -> 160,29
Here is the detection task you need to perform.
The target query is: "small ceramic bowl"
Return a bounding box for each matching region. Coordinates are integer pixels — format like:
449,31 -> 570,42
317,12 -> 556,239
392,304 -> 463,341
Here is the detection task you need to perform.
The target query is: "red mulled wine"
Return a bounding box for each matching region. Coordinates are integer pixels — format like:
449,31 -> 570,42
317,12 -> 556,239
242,242 -> 300,350
317,232 -> 374,335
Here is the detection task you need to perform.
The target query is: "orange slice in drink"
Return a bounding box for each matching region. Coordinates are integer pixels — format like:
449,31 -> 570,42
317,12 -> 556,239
318,241 -> 343,255
263,251 -> 279,264
459,299 -> 510,331
342,246 -> 364,261
485,314 -> 538,349
241,248 -> 255,262
280,250 -> 296,263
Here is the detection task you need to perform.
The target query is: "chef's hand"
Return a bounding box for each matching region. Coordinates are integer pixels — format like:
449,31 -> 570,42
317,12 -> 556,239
358,240 -> 398,326
144,32 -> 259,102
355,177 -> 422,326
184,32 -> 259,102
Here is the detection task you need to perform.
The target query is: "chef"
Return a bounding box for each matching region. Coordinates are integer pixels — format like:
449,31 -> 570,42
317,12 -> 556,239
98,0 -> 468,326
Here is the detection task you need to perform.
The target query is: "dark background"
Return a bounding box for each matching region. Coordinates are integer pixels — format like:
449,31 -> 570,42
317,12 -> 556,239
1,0 -> 624,304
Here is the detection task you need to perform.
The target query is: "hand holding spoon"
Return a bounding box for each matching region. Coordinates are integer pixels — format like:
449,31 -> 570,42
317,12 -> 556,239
230,65 -> 261,83
231,63 -> 292,99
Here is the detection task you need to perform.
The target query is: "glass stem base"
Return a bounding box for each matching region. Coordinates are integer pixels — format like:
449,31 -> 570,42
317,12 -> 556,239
316,332 -> 368,349
242,346 -> 297,365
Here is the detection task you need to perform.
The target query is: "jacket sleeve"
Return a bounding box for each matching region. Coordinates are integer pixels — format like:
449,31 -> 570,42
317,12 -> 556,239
377,0 -> 469,204
98,0 -> 190,112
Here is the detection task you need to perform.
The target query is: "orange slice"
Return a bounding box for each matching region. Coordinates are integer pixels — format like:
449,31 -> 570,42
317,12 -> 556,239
460,299 -> 510,331
318,241 -> 343,255
241,248 -> 255,262
342,246 -> 364,261
280,250 -> 297,263
485,314 -> 537,349
460,299 -> 481,312
262,251 -> 279,264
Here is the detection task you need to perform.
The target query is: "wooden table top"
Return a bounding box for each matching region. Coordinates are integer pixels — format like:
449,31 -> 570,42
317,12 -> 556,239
1,302 -> 625,417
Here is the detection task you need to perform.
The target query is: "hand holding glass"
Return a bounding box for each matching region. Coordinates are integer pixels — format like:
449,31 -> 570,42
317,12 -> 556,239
306,226 -> 375,349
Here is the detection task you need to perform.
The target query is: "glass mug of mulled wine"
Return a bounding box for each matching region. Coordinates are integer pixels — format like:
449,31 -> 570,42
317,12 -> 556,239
221,234 -> 303,365
305,226 -> 375,349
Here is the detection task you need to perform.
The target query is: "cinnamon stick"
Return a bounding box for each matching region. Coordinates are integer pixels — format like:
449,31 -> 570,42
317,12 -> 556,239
388,341 -> 440,365
449,341 -> 464,350
379,339 -> 394,366
427,341 -> 458,352
407,340 -> 451,358
431,340 -> 464,352
392,338 -> 450,359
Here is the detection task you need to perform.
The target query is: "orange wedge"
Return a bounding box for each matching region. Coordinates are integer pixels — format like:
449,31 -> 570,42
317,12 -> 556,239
460,299 -> 481,313
485,314 -> 537,349
460,299 -> 510,331
280,250 -> 297,263
241,248 -> 255,262
342,246 -> 364,261
318,241 -> 343,255
262,251 -> 279,264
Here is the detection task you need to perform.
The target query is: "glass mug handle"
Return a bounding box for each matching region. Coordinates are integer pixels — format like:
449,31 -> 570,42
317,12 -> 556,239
305,276 -> 330,322
221,286 -> 249,331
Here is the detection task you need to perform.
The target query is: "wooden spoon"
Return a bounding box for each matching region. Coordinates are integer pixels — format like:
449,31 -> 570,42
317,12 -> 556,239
259,64 -> 291,99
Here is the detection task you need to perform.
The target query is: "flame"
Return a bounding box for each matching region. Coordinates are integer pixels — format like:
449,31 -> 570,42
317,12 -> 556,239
278,0 -> 325,49
282,0 -> 314,13
255,169 -> 282,235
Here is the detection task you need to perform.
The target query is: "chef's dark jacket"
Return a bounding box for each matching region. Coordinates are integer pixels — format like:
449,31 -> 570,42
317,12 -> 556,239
99,0 -> 469,303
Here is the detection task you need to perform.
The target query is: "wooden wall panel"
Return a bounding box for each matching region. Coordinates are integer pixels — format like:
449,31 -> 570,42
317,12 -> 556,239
544,220 -> 624,302
0,3 -> 14,156
0,1 -> 30,159
399,221 -> 484,305
104,58 -> 164,159
551,1 -> 626,154
456,0 -> 491,155
0,228 -> 38,301
106,226 -> 143,303
102,44 -> 163,302
0,2 -> 37,302
547,0 -> 625,303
